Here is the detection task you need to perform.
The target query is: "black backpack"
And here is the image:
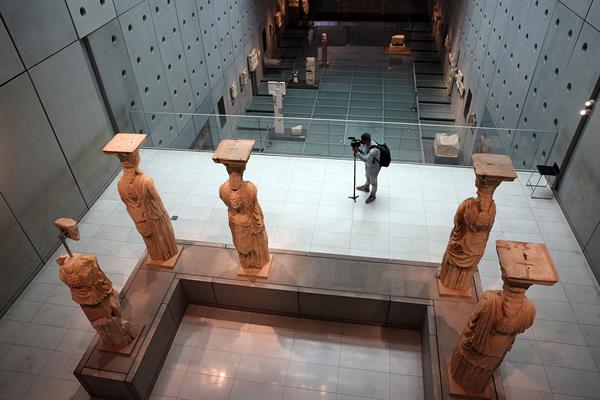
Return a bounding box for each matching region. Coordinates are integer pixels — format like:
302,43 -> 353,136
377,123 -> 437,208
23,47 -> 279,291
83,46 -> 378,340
369,143 -> 391,167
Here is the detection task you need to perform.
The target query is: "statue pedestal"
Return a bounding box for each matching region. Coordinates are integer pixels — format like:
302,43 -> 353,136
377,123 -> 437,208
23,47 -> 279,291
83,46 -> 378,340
238,255 -> 273,279
145,245 -> 183,268
98,322 -> 145,356
447,359 -> 492,399
437,277 -> 473,298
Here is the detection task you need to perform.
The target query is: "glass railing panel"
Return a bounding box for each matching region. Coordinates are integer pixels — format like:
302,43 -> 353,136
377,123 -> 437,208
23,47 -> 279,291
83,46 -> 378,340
130,111 -> 557,171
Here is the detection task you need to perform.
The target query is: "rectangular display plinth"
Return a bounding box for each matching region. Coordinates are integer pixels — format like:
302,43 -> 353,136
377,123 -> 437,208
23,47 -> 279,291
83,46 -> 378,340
76,242 -> 504,400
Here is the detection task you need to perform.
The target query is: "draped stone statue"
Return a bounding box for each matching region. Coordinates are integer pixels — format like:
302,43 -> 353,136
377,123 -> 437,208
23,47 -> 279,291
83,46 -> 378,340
448,240 -> 559,397
213,139 -> 272,278
436,154 -> 516,296
103,133 -> 182,267
54,218 -> 143,354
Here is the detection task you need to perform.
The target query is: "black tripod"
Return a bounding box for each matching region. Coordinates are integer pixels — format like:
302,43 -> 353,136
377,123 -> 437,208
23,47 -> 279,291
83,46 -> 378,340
348,152 -> 359,202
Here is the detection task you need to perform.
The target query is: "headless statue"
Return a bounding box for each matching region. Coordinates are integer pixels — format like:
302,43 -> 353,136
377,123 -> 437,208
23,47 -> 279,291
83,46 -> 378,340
54,218 -> 141,352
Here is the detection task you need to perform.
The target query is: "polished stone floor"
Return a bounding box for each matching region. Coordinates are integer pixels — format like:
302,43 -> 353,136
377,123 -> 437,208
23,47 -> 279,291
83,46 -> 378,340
0,149 -> 599,399
151,305 -> 423,400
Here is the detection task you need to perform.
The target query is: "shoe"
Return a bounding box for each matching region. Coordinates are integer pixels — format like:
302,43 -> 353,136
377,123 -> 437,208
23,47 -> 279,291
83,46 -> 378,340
366,195 -> 376,204
356,185 -> 369,192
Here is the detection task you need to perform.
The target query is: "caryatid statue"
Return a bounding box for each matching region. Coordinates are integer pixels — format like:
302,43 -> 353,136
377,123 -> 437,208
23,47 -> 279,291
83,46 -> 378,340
54,218 -> 143,354
448,240 -> 559,397
103,133 -> 182,268
436,154 -> 516,296
213,139 -> 272,278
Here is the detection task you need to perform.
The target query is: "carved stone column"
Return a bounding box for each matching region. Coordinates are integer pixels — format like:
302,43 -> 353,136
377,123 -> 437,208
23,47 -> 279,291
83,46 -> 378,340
103,133 -> 182,268
448,240 -> 559,398
437,154 -> 516,296
213,139 -> 272,278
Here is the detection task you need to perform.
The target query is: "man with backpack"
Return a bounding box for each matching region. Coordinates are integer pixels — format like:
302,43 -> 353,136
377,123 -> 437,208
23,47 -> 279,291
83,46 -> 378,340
352,133 -> 390,204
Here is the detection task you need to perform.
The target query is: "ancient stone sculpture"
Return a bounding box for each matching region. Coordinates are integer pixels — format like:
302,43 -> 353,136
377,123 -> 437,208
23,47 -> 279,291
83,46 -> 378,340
320,33 -> 329,66
306,57 -> 316,86
448,240 -> 559,397
436,154 -> 516,296
54,218 -> 142,354
268,81 -> 286,135
103,133 -> 182,267
213,139 -> 272,278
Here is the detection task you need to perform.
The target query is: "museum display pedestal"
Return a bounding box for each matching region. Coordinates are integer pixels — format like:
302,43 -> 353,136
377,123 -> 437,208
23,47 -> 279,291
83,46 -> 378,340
145,244 -> 183,268
74,241 -> 506,400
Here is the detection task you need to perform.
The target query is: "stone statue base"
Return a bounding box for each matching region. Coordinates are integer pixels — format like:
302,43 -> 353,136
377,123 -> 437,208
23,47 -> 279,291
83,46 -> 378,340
238,255 -> 273,279
145,245 -> 183,268
447,358 -> 492,399
437,277 -> 473,298
98,322 -> 144,355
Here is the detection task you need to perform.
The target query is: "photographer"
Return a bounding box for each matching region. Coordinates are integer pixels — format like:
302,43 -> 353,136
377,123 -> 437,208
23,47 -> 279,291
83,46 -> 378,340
352,133 -> 381,204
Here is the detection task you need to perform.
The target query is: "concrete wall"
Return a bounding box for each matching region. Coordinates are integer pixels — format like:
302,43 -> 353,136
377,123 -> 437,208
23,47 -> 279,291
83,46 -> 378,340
0,0 -> 277,314
437,0 -> 600,281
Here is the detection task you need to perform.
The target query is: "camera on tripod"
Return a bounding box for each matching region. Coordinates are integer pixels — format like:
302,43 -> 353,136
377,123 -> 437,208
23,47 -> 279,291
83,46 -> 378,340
348,137 -> 362,150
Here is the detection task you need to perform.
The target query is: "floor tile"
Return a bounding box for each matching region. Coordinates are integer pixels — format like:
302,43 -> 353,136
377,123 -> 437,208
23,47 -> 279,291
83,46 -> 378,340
229,380 -> 284,400
389,373 -> 424,400
177,371 -> 233,400
284,386 -> 336,400
545,366 -> 600,398
340,342 -> 389,372
0,370 -> 37,400
16,323 -> 66,350
40,351 -> 81,381
188,348 -> 240,377
243,331 -> 294,359
531,320 -> 587,346
236,354 -> 289,385
0,345 -> 53,374
291,336 -> 341,366
163,345 -> 194,371
337,367 -> 390,400
152,368 -> 185,398
23,376 -> 86,400
286,361 -> 338,392
500,361 -> 550,392
537,342 -> 598,371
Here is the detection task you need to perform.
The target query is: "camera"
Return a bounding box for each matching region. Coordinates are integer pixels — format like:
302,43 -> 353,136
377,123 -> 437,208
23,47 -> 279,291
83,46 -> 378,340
348,136 -> 362,149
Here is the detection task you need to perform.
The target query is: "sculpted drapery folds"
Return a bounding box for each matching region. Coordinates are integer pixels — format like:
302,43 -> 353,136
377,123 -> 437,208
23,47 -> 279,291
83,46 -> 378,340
116,150 -> 178,261
437,175 -> 498,291
449,241 -> 559,396
450,284 -> 535,393
103,133 -> 180,266
219,163 -> 270,269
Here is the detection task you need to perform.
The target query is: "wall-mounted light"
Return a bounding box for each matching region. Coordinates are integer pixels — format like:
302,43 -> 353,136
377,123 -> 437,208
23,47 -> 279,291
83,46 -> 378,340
580,99 -> 596,116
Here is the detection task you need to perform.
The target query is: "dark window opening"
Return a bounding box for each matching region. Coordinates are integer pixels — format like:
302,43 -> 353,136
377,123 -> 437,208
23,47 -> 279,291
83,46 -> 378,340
262,28 -> 267,52
217,96 -> 227,128
463,89 -> 473,119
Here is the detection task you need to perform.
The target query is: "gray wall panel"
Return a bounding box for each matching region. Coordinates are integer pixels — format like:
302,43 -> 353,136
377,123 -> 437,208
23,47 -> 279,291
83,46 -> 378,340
0,74 -> 87,259
113,0 -> 144,15
558,99 -> 600,246
86,18 -> 147,135
560,0 -> 593,17
0,0 -> 77,67
0,194 -> 43,314
65,0 -> 117,38
28,42 -> 119,205
549,23 -> 600,165
175,0 -> 211,106
148,0 -> 194,132
0,19 -> 24,85
197,0 -> 224,88
588,0 -> 600,29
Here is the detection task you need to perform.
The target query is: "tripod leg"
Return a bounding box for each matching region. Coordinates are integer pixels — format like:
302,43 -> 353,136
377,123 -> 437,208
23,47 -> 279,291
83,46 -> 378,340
349,153 -> 359,202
